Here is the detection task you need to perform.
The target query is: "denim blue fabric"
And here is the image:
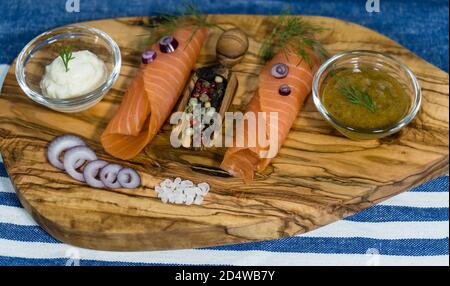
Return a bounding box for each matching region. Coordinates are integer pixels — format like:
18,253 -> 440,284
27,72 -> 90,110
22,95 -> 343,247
0,0 -> 448,71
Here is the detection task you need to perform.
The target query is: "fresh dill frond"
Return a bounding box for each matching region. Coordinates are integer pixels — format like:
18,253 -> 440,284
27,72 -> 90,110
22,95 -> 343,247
58,44 -> 75,72
259,7 -> 328,66
146,0 -> 224,47
182,0 -> 223,31
337,76 -> 377,113
145,14 -> 179,45
181,0 -> 224,48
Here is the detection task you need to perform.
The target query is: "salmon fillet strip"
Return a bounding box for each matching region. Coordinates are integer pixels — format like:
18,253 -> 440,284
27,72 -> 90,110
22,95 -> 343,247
101,27 -> 206,160
220,48 -> 319,182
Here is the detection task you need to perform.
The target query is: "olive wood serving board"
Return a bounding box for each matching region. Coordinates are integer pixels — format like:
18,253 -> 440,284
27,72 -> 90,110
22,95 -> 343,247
0,15 -> 448,251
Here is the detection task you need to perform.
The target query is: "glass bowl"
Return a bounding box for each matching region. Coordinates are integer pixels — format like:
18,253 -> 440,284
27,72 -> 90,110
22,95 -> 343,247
312,50 -> 421,140
15,25 -> 121,113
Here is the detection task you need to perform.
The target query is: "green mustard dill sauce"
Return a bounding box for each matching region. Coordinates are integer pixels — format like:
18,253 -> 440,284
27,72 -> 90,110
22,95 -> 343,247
322,68 -> 411,129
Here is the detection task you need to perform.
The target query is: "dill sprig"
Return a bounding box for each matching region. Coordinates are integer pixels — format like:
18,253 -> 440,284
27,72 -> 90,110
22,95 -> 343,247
182,1 -> 224,47
260,8 -> 328,66
58,45 -> 75,72
337,76 -> 377,113
146,1 -> 224,47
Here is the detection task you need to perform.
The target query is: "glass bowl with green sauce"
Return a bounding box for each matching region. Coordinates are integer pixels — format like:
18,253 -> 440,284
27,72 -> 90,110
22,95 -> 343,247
312,50 -> 421,140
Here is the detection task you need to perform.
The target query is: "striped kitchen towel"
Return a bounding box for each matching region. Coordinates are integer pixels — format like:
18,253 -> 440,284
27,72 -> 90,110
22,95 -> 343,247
0,154 -> 448,265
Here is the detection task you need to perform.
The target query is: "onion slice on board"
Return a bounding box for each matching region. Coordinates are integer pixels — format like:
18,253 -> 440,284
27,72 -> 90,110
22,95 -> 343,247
279,84 -> 291,96
83,160 -> 109,188
63,146 -> 97,182
142,49 -> 157,64
159,35 -> 179,53
99,163 -> 123,189
117,168 -> 141,189
47,134 -> 86,170
271,63 -> 289,79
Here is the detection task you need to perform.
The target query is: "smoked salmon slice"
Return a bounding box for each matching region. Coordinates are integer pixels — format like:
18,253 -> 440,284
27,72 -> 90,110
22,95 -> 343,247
101,27 -> 206,160
220,47 -> 319,182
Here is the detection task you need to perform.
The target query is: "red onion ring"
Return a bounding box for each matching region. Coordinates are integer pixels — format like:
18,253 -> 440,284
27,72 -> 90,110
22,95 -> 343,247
142,49 -> 157,64
271,63 -> 289,79
63,146 -> 97,182
279,84 -> 291,96
47,134 -> 86,170
159,35 -> 178,53
83,160 -> 109,188
117,168 -> 141,189
99,163 -> 123,189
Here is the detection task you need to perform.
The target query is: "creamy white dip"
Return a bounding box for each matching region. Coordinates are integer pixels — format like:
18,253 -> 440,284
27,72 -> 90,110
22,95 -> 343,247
40,50 -> 107,99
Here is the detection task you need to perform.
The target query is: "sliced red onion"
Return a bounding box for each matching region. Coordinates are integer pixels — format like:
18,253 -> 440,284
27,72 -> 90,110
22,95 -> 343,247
279,84 -> 291,96
47,134 -> 86,170
159,35 -> 178,53
83,160 -> 109,188
63,146 -> 97,182
117,168 -> 141,189
271,63 -> 289,79
142,49 -> 157,64
99,163 -> 123,189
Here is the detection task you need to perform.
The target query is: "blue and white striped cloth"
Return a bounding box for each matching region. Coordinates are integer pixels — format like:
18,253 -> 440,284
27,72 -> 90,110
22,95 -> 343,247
0,151 -> 448,265
0,0 -> 449,266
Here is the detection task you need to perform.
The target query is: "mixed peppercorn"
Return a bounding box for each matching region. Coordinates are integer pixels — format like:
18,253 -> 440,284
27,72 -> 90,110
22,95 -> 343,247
181,69 -> 228,147
186,76 -> 226,111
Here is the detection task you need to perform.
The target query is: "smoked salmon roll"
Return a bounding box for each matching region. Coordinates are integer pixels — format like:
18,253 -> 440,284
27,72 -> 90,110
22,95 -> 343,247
101,27 -> 206,160
220,47 -> 319,182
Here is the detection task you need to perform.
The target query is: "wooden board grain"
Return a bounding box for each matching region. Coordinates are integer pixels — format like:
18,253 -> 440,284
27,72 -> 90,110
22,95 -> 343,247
0,15 -> 448,251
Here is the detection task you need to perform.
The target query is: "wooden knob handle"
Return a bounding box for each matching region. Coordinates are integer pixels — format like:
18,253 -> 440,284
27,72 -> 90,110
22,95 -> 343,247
216,28 -> 249,68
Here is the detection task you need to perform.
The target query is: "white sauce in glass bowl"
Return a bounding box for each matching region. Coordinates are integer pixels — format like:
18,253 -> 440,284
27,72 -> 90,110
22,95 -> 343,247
40,50 -> 107,99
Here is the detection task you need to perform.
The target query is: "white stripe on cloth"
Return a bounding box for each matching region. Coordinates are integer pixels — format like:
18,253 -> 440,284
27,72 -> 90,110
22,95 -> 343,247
0,64 -> 9,93
0,206 -> 36,226
0,177 -> 15,193
0,239 -> 448,266
299,220 -> 449,239
378,191 -> 449,208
